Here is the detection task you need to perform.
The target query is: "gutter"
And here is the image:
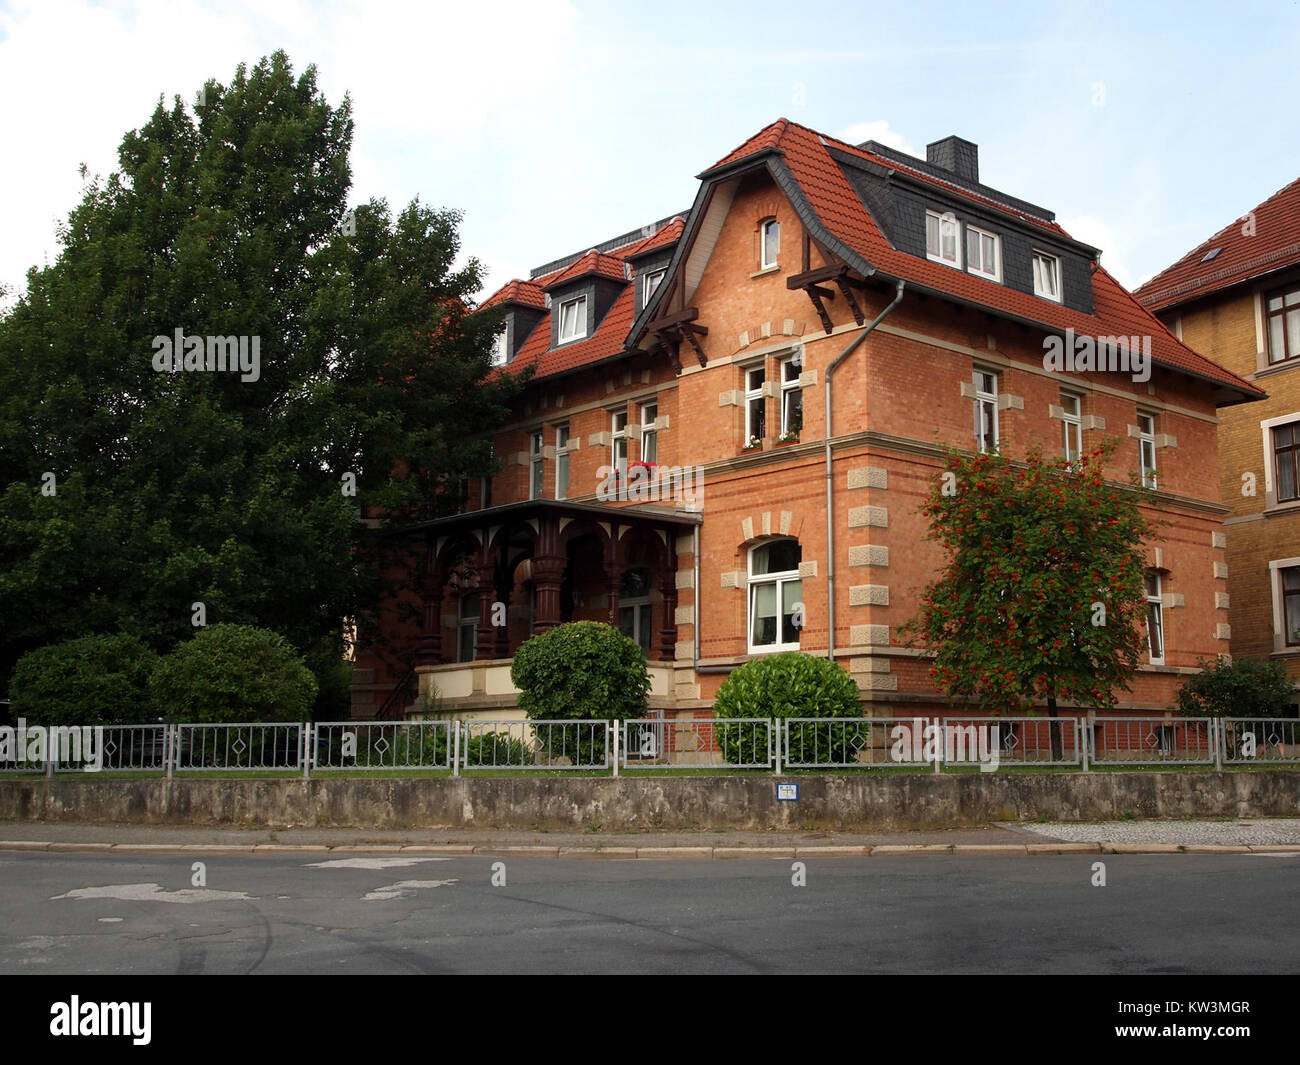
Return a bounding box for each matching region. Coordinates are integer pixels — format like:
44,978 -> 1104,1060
824,279 -> 905,663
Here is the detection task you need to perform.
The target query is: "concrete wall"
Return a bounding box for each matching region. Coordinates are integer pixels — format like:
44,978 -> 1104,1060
3,773 -> 1299,832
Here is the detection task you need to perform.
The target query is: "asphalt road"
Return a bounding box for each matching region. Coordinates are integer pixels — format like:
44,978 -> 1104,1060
2,850 -> 1298,974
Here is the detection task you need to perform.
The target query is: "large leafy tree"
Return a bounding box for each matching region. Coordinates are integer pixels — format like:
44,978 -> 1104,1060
0,50 -> 518,697
902,441 -> 1156,756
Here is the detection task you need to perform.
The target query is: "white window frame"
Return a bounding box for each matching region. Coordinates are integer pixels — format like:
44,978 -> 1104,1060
744,365 -> 766,445
529,429 -> 544,500
490,329 -> 508,366
1033,251 -> 1062,302
458,592 -> 480,663
1138,412 -> 1158,488
974,369 -> 999,453
779,356 -> 802,437
926,210 -> 961,269
965,224 -> 1001,282
618,567 -> 653,656
1145,571 -> 1165,666
642,269 -> 666,305
611,409 -> 628,473
639,402 -> 658,464
558,295 -> 587,342
761,219 -> 780,270
1061,390 -> 1082,463
1269,557 -> 1300,652
747,539 -> 802,654
555,423 -> 571,500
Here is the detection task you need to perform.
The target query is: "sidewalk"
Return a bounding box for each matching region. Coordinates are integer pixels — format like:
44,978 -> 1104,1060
3,819 -> 1299,856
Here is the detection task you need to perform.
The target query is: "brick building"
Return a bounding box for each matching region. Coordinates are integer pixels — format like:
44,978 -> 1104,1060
1136,176 -> 1300,699
351,119 -> 1263,720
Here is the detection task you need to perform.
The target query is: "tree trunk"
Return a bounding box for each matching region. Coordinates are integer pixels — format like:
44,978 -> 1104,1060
1047,694 -> 1063,761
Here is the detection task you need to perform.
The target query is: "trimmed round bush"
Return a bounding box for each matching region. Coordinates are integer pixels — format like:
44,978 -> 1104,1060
149,624 -> 318,722
511,621 -> 650,763
712,651 -> 865,765
10,634 -> 158,726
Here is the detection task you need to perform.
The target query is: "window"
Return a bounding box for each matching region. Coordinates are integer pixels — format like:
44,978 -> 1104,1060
761,219 -> 780,269
1266,285 -> 1300,364
780,356 -> 802,437
748,539 -> 802,652
639,403 -> 658,464
642,269 -> 665,304
1138,412 -> 1157,488
611,409 -> 628,472
1144,572 -> 1165,665
745,366 -> 766,445
529,430 -> 544,499
1282,566 -> 1300,647
1033,251 -> 1061,302
965,225 -> 1001,282
555,423 -> 571,500
974,369 -> 998,453
926,210 -> 961,268
490,330 -> 508,366
1061,391 -> 1082,463
458,592 -> 480,663
558,295 -> 587,342
618,567 -> 653,655
1275,423 -> 1300,503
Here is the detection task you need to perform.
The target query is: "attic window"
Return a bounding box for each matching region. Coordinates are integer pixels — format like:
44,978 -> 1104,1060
1032,251 -> 1062,302
761,219 -> 780,269
490,330 -> 508,366
643,268 -> 666,304
926,210 -> 961,268
558,295 -> 587,343
1201,248 -> 1222,263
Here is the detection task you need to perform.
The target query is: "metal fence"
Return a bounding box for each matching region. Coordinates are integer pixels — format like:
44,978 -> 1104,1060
314,720 -> 452,771
1089,716 -> 1217,767
622,716 -> 772,769
5,715 -> 1300,777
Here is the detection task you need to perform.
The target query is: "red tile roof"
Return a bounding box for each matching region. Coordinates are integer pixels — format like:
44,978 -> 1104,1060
482,279 -> 546,309
715,118 -> 1258,398
542,249 -> 628,290
488,119 -> 1259,400
1134,174 -> 1300,313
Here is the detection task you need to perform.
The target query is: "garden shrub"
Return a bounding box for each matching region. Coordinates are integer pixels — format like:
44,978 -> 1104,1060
10,634 -> 158,726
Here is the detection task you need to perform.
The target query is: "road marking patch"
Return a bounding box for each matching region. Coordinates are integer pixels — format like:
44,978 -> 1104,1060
52,884 -> 255,904
306,857 -> 452,870
363,879 -> 459,901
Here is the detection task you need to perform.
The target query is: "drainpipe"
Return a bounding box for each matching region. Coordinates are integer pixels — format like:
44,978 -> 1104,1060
824,279 -> 905,663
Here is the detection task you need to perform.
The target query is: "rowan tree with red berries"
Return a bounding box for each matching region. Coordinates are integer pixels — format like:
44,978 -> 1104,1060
902,439 -> 1157,758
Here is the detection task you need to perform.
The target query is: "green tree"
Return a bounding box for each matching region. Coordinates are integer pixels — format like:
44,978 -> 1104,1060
10,634 -> 158,726
149,624 -> 317,722
711,651 -> 863,765
511,622 -> 650,764
902,441 -> 1156,758
1176,657 -> 1294,719
0,51 -> 521,694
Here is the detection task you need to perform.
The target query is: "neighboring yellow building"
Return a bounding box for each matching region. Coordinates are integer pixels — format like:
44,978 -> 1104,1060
1137,177 -> 1300,703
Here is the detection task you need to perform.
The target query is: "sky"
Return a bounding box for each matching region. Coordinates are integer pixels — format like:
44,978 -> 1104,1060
2,0 -> 1299,307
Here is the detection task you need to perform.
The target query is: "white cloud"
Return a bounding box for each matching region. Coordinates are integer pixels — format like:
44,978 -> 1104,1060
834,120 -> 918,157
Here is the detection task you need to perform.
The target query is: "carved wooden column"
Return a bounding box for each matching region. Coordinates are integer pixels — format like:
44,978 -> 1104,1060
475,546 -> 498,660
415,564 -> 446,666
531,513 -> 565,634
658,538 -> 679,661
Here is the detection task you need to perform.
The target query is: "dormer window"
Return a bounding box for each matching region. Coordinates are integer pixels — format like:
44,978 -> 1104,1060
761,219 -> 780,269
642,269 -> 666,304
926,210 -> 961,268
965,225 -> 1001,282
558,295 -> 587,342
1033,251 -> 1061,302
490,330 -> 508,366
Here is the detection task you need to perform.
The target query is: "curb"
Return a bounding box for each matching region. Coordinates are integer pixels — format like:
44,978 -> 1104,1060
3,840 -> 1299,858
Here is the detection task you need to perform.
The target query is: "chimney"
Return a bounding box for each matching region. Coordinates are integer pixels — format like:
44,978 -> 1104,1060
926,136 -> 979,184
